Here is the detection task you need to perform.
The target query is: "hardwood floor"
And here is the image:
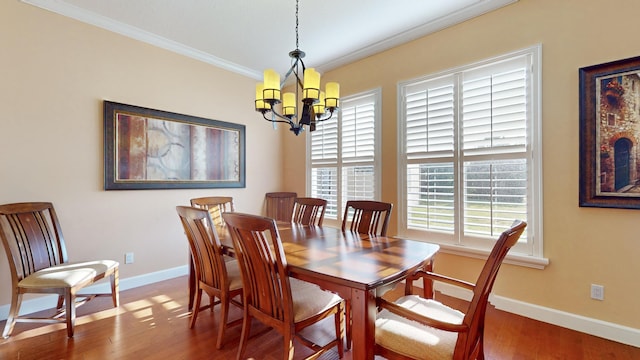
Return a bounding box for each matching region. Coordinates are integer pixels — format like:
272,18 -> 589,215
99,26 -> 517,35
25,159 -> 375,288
1,276 -> 638,360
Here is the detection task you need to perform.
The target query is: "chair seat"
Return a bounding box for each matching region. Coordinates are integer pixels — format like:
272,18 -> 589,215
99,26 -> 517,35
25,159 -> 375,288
224,259 -> 243,291
19,260 -> 119,289
375,295 -> 464,360
290,278 -> 342,323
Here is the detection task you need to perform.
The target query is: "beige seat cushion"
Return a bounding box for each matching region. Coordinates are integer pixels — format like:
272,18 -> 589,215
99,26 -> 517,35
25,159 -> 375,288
224,259 -> 243,291
375,295 -> 464,360
19,260 -> 118,289
290,278 -> 342,323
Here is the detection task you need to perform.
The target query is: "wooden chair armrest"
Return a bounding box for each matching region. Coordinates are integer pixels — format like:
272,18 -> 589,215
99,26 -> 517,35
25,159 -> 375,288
376,297 -> 468,333
407,269 -> 475,293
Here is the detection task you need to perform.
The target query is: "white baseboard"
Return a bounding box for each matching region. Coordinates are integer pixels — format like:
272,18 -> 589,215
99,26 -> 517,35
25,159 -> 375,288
434,282 -> 640,348
0,265 -> 188,321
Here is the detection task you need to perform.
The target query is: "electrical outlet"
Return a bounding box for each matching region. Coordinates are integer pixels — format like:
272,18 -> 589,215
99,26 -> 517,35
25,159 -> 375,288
125,252 -> 134,264
590,284 -> 604,300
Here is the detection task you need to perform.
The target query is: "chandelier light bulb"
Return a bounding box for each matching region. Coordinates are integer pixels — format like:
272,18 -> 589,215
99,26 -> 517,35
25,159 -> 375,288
255,84 -> 271,110
313,91 -> 326,117
263,69 -> 281,101
303,68 -> 321,101
282,93 -> 296,116
325,82 -> 340,109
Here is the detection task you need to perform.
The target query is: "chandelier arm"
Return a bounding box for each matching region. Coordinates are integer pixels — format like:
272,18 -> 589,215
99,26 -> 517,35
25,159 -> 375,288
281,60 -> 297,88
293,57 -> 306,90
314,108 -> 336,122
261,110 -> 294,126
282,53 -> 306,89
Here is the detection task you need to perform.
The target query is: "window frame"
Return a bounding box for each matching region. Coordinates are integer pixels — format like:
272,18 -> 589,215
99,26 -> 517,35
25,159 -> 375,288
397,45 -> 547,268
307,88 -> 382,227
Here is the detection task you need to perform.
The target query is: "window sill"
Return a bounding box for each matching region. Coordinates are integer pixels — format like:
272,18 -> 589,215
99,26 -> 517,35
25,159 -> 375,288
437,243 -> 549,269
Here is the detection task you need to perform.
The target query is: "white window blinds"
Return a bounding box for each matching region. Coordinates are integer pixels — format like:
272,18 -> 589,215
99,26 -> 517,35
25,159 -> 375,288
400,46 -> 541,260
405,76 -> 455,159
310,90 -> 381,222
461,57 -> 528,155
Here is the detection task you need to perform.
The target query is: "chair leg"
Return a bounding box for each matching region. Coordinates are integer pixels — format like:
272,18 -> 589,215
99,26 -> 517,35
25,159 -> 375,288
65,290 -> 76,338
423,260 -> 435,299
283,331 -> 295,360
236,314 -> 252,360
477,334 -> 485,360
216,297 -> 229,349
188,254 -> 195,311
190,288 -> 203,329
335,302 -> 344,358
111,268 -> 120,307
2,292 -> 23,339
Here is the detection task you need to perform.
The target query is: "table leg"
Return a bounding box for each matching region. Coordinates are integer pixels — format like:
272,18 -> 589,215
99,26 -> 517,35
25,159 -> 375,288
422,259 -> 434,299
349,287 -> 377,360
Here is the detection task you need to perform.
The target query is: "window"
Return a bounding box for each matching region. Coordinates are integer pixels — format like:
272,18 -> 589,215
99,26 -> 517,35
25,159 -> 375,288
309,89 -> 381,224
398,45 -> 545,265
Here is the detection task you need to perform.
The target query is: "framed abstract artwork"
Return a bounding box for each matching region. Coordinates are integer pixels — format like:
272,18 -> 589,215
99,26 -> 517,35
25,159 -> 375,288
579,56 -> 640,208
104,101 -> 245,190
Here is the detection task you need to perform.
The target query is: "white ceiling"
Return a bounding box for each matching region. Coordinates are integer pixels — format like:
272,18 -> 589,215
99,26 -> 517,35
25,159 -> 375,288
21,0 -> 517,80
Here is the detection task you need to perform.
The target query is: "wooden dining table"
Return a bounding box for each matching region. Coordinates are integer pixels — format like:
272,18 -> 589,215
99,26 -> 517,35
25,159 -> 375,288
189,222 -> 439,360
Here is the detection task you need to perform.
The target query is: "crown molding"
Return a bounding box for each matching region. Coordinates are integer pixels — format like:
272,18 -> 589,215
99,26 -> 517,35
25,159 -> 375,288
20,0 -> 263,79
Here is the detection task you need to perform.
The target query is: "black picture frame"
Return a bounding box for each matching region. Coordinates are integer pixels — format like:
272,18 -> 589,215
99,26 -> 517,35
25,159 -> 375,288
104,101 -> 245,190
579,56 -> 640,208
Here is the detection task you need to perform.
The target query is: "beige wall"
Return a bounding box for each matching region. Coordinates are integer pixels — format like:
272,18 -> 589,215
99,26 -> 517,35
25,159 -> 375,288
284,0 -> 640,330
0,2 -> 287,306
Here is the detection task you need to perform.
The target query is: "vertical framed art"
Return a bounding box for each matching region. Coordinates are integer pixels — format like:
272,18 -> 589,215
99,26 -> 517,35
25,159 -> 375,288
579,56 -> 640,208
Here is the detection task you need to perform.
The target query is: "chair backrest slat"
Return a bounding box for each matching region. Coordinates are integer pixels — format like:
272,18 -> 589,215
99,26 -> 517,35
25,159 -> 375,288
0,202 -> 67,282
190,196 -> 234,228
342,200 -> 392,236
292,197 -> 327,226
265,192 -> 297,222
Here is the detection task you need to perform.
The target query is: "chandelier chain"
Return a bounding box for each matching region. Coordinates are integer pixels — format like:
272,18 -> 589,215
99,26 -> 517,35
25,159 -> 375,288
295,0 -> 299,49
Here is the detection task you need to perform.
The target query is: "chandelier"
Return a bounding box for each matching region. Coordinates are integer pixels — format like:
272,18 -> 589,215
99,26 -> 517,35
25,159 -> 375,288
254,0 -> 340,136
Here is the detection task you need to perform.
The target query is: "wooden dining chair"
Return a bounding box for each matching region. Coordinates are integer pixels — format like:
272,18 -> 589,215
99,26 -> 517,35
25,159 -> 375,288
291,197 -> 327,226
176,206 -> 243,349
0,202 -> 119,338
187,196 -> 235,310
222,212 -> 345,360
190,196 -> 235,228
341,200 -> 392,236
375,220 -> 527,360
264,192 -> 297,222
